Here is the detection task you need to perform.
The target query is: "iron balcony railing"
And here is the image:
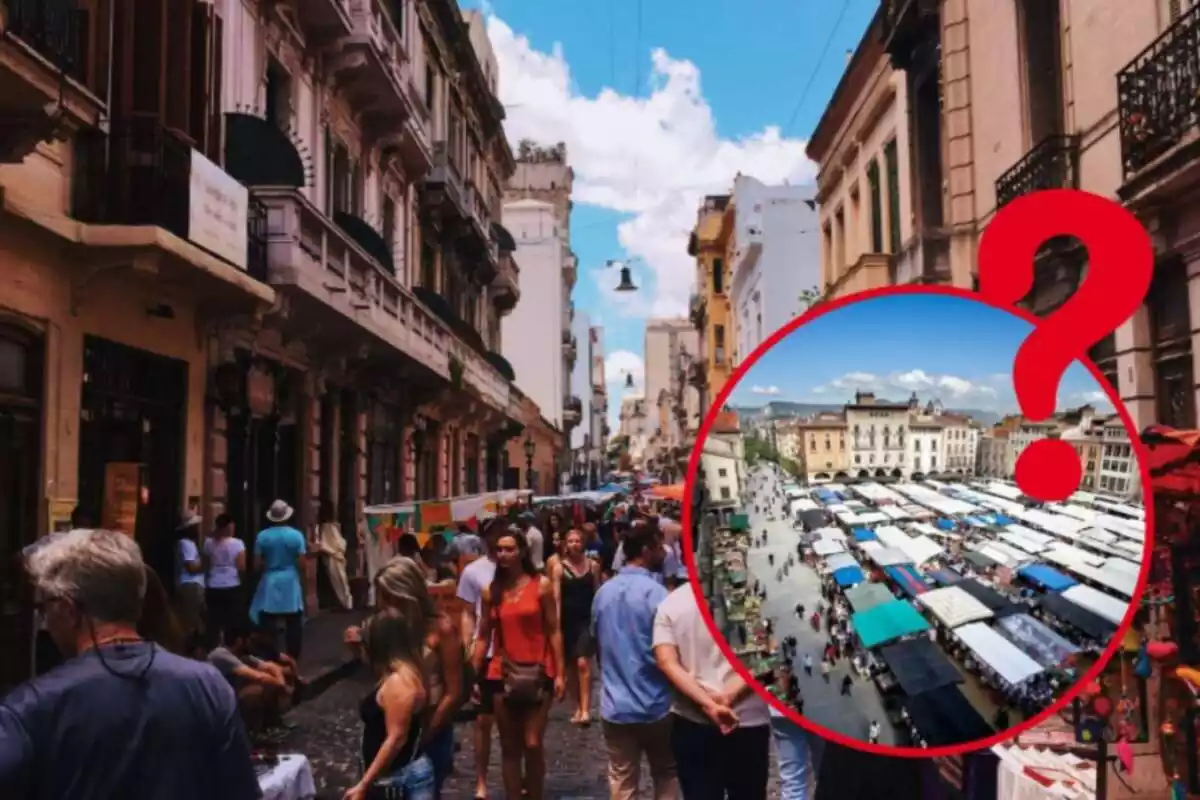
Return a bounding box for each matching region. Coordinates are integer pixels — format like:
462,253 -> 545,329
1117,3 -> 1200,177
7,0 -> 86,76
994,135 -> 1080,208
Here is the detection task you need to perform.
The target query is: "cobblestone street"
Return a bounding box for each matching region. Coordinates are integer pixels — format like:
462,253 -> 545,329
283,667 -> 783,798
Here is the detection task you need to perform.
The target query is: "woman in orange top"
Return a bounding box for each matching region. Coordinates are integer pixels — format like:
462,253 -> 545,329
472,529 -> 565,800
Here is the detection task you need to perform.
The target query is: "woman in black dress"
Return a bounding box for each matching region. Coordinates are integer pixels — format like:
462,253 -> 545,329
551,529 -> 600,726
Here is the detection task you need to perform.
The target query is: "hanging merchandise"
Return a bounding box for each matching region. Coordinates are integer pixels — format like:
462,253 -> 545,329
1135,640 -> 1152,679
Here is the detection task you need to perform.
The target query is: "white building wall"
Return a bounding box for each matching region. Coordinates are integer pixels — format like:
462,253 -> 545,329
570,309 -> 592,450
702,434 -> 744,507
907,429 -> 944,475
502,200 -> 565,428
846,406 -> 909,474
729,176 -> 821,361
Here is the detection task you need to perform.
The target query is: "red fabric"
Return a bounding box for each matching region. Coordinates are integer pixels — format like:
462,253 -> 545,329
487,579 -> 555,680
1145,425 -> 1200,496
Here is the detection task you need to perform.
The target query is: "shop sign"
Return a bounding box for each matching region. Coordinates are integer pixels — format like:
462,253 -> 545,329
101,463 -> 142,536
188,150 -> 249,269
246,366 -> 276,417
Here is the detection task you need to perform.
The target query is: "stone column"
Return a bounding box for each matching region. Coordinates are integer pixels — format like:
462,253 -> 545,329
205,403 -> 229,521
1114,308 -> 1156,430
942,0 -> 976,289
301,373 -> 324,532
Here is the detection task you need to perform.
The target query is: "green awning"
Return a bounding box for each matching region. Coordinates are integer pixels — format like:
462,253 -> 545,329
852,599 -> 931,649
727,570 -> 747,586
844,581 -> 895,613
730,513 -> 749,531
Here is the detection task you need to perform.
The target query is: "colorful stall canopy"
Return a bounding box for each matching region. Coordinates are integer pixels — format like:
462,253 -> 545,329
885,564 -> 931,597
833,566 -> 867,587
844,581 -> 895,613
879,638 -> 965,695
852,599 -> 932,648
825,553 -> 860,572
648,483 -> 685,501
1142,425 -> 1200,496
1017,564 -> 1078,592
903,686 -> 995,747
852,527 -> 878,542
994,614 -> 1080,667
729,514 -> 749,532
935,519 -> 957,531
927,569 -> 963,587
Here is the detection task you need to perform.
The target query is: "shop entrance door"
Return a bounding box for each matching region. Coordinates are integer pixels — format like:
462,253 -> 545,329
78,336 -> 187,593
0,324 -> 43,693
227,413 -> 301,548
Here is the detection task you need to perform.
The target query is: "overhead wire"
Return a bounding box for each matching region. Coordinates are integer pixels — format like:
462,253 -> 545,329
783,0 -> 854,136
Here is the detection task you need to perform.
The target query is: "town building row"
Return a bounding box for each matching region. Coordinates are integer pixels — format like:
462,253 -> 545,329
806,0 -> 1199,436
0,0 -> 598,685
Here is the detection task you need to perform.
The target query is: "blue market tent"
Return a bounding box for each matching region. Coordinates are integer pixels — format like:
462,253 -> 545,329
852,527 -> 878,542
993,514 -> 1015,525
833,566 -> 867,587
964,516 -> 991,528
852,599 -> 931,648
885,564 -> 931,597
927,568 -> 963,587
935,518 -> 957,531
1018,563 -> 1078,592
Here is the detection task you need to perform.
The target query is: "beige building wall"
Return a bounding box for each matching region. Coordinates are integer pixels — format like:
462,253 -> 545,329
808,12 -> 913,300
801,425 -> 849,478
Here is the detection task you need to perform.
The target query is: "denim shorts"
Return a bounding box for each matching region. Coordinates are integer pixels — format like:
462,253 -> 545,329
367,754 -> 436,800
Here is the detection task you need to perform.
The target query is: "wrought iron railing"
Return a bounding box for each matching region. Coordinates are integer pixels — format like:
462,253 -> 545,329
73,117 -> 192,238
1117,3 -> 1200,177
247,197 -> 269,282
8,0 -> 86,76
994,135 -> 1079,207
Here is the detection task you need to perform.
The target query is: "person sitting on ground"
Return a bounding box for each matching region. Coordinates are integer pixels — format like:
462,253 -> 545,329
207,627 -> 294,736
246,625 -> 300,691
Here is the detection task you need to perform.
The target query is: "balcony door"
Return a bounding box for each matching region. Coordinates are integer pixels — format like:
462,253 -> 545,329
1018,0 -> 1064,145
1149,258 -> 1196,429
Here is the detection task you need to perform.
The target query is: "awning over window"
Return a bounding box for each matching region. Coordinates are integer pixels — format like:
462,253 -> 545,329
335,211 -> 396,275
223,112 -> 307,189
491,222 -> 516,252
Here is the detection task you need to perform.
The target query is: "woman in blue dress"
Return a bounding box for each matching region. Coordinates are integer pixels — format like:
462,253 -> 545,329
250,499 -> 307,658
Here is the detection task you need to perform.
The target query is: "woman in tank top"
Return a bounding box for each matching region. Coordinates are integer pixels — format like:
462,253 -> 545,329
549,529 -> 599,725
471,529 -> 564,800
349,607 -> 435,800
368,556 -> 463,798
204,513 -> 246,647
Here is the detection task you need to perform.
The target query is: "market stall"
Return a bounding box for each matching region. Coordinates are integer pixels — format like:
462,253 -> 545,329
954,579 -> 1025,619
1034,591 -> 1116,643
885,564 -> 932,597
903,685 -> 996,747
1059,584 -> 1128,626
918,586 -> 996,629
853,599 -> 933,648
1016,564 -> 1078,592
993,613 -> 1079,668
845,581 -> 895,613
878,638 -> 965,695
952,622 -> 1045,686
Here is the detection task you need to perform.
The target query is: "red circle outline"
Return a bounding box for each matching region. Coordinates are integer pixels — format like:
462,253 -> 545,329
679,283 -> 1157,758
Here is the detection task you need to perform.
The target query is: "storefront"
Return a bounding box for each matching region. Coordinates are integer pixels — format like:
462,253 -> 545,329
0,321 -> 43,691
77,335 -> 188,585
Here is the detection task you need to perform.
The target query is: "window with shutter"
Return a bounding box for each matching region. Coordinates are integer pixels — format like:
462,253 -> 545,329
188,2 -> 223,161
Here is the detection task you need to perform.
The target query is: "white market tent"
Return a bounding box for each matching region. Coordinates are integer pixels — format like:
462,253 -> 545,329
836,511 -> 862,526
955,488 -> 1025,516
972,543 -> 1027,569
825,552 -> 861,571
999,532 -> 1050,555
873,525 -> 912,549
918,586 -> 995,628
893,484 -> 980,516
1090,513 -> 1144,542
827,503 -> 851,514
813,539 -> 847,556
910,521 -> 962,540
856,512 -> 890,525
864,547 -> 912,567
825,483 -> 848,493
925,479 -> 950,490
903,535 -> 945,566
1072,557 -> 1141,598
1042,543 -> 1106,572
1061,584 -> 1128,626
1047,503 -> 1095,523
859,541 -> 883,554
882,506 -> 911,521
1094,499 -> 1144,520
791,498 -> 820,512
1015,508 -> 1089,540
814,527 -> 847,541
903,504 -> 936,520
983,482 -> 1025,501
954,622 -> 1045,685
1112,539 -> 1146,558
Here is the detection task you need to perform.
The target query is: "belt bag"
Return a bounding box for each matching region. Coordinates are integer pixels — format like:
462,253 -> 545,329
500,657 -> 546,705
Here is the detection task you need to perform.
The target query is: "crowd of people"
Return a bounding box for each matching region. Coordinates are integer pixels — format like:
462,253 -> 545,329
1,493 -> 966,800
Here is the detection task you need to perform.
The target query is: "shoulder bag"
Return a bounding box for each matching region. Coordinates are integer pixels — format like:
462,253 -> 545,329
494,582 -> 548,706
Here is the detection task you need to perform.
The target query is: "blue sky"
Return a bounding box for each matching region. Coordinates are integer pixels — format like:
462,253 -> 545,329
727,294 -> 1113,413
468,0 -> 880,424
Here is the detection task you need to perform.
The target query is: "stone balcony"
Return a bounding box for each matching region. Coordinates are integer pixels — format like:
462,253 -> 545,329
563,396 -> 583,427
253,186 -> 510,411
0,0 -> 106,163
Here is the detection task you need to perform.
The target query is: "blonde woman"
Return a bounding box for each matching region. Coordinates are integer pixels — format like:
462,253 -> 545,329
350,557 -> 464,798
347,608 -> 434,800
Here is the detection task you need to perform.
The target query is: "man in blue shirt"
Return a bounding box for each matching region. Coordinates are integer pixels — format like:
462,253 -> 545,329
591,522 -> 678,799
1,529 -> 260,800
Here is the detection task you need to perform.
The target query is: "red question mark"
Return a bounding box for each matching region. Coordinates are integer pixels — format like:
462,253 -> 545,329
977,189 -> 1154,503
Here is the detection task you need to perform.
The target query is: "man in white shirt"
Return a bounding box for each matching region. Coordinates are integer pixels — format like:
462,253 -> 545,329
456,517 -> 502,800
653,584 -> 771,798
518,512 -> 545,571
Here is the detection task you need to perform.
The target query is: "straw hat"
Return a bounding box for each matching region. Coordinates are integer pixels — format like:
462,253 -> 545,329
266,500 -> 294,523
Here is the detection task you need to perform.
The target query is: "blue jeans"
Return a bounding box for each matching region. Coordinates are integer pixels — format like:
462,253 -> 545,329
422,727 -> 455,792
370,754 -> 436,799
772,716 -> 824,800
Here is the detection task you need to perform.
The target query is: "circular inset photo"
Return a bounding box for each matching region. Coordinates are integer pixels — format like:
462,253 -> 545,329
683,288 -> 1152,756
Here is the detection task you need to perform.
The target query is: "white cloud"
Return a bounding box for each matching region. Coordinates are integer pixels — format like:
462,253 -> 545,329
751,385 -> 782,396
811,371 -> 1002,409
487,17 -> 816,318
1061,389 -> 1115,409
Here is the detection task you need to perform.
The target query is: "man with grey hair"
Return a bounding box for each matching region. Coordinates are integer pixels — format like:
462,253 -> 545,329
0,529 -> 260,799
